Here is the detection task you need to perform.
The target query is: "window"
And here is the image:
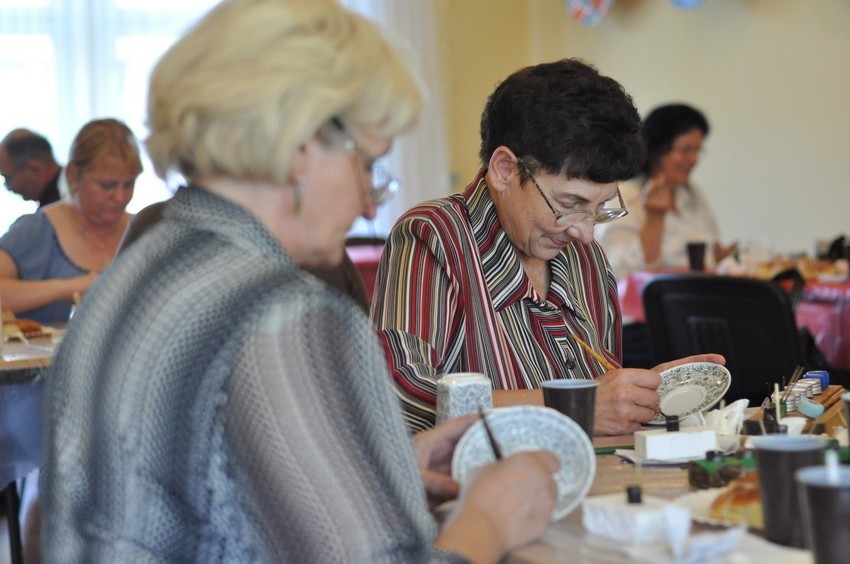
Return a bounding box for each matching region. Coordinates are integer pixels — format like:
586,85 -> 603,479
0,0 -> 219,232
0,0 -> 448,237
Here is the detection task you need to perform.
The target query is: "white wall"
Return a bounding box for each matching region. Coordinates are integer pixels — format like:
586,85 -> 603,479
528,0 -> 850,255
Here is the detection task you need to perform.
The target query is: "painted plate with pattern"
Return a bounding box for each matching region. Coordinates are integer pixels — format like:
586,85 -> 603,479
649,362 -> 732,425
451,405 -> 595,521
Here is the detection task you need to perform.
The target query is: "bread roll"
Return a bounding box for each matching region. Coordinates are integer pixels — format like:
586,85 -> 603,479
708,473 -> 763,529
2,313 -> 44,338
14,318 -> 43,335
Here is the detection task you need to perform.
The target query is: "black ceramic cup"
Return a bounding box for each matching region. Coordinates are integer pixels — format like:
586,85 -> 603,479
541,379 -> 597,438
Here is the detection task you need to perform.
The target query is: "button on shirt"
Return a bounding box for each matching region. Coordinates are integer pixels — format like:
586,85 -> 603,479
371,170 -> 622,433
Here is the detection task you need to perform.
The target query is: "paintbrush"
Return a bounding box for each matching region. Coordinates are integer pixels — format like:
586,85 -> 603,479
478,407 -> 503,460
780,365 -> 805,405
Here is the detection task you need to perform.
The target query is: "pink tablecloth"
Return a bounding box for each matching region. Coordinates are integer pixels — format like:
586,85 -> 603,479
619,270 -> 850,372
346,244 -> 384,304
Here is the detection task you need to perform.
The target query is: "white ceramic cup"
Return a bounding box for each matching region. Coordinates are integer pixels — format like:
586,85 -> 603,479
435,372 -> 492,424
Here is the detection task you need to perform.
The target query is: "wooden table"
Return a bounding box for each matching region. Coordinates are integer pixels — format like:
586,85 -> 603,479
508,434 -> 813,563
1,339 -> 59,376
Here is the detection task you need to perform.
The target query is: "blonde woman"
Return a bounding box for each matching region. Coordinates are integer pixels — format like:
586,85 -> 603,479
0,118 -> 140,322
42,1 -> 558,562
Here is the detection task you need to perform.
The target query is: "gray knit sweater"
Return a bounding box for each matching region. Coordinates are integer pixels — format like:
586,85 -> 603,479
42,186 -> 461,562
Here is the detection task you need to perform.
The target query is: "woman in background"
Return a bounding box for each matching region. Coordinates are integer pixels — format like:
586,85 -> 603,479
596,103 -> 737,367
596,103 -> 737,279
42,1 -> 557,562
0,118 -> 139,322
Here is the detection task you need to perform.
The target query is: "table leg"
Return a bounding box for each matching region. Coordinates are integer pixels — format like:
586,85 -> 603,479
3,483 -> 22,564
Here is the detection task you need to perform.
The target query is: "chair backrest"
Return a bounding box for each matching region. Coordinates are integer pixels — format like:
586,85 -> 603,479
642,274 -> 802,406
344,235 -> 387,248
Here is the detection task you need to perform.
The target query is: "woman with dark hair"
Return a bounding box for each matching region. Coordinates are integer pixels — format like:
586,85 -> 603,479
597,103 -> 737,279
371,61 -> 724,435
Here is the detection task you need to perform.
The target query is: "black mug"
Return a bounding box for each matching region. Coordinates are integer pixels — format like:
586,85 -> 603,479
542,379 -> 598,438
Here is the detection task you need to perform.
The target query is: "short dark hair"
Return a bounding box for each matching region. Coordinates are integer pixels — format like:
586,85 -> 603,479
479,58 -> 645,183
641,103 -> 709,175
5,132 -> 57,168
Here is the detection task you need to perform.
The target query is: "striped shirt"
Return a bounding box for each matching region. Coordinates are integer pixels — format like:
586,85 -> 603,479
371,170 -> 623,433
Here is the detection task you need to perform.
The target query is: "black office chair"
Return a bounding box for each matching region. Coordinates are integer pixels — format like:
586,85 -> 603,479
642,274 -> 803,406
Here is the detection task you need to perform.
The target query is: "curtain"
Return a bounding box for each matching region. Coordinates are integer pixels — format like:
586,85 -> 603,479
342,0 -> 451,236
0,0 -> 221,231
0,0 -> 448,236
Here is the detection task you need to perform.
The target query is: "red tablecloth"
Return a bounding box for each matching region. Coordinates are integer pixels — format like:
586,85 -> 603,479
619,270 -> 850,372
346,244 -> 384,304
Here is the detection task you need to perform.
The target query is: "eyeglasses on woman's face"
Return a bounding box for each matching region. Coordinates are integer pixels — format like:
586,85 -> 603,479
516,158 -> 627,227
330,118 -> 399,207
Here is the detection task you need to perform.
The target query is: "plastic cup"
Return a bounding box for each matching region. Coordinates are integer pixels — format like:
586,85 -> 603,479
796,464 -> 850,563
752,435 -> 829,547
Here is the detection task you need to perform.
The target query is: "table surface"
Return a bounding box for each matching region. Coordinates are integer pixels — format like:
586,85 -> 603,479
509,438 -> 813,563
0,316 -> 826,560
0,330 -> 63,375
0,332 -> 58,485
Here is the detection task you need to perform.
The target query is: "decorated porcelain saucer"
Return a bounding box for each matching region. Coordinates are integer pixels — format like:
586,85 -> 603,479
648,362 -> 732,425
451,405 -> 595,521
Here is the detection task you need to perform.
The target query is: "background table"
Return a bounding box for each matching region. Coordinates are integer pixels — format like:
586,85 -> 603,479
1,333 -> 60,564
346,244 -> 384,305
619,270 -> 850,374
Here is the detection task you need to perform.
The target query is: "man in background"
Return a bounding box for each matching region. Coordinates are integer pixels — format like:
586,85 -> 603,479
0,128 -> 64,207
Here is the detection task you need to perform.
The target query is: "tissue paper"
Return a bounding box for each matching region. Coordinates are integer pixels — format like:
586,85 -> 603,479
583,493 -> 691,545
702,399 -> 749,435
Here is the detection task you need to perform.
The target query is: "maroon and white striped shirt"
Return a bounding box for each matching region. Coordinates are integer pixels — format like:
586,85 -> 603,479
371,170 -> 623,433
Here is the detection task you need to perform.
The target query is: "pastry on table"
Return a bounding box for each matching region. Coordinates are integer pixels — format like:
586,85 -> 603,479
2,307 -> 46,340
708,472 -> 763,529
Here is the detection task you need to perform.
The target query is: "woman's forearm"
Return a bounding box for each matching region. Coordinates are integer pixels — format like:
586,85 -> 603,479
639,212 -> 666,266
0,277 -> 85,313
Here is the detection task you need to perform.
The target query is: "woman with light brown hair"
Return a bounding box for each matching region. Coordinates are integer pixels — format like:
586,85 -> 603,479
0,118 -> 140,322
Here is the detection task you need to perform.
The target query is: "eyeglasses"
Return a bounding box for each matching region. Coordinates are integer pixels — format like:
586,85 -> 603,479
330,118 -> 400,207
516,159 -> 628,227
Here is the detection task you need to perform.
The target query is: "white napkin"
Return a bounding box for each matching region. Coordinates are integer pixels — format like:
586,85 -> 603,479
578,521 -> 745,564
582,494 -> 690,545
680,399 -> 749,435
779,416 -> 807,435
713,255 -> 748,277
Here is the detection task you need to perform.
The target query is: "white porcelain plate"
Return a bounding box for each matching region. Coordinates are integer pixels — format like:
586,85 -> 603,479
648,362 -> 732,425
451,405 -> 595,521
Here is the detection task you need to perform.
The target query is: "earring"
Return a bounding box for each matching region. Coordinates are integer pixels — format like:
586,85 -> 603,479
293,175 -> 306,215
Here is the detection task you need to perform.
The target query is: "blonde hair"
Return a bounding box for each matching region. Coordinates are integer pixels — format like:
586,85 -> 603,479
67,118 -> 143,193
145,0 -> 423,185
